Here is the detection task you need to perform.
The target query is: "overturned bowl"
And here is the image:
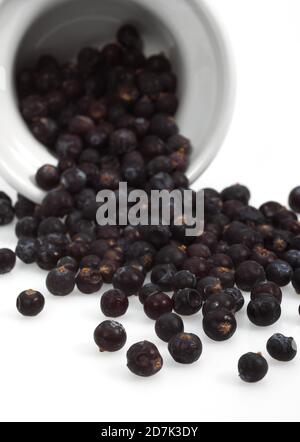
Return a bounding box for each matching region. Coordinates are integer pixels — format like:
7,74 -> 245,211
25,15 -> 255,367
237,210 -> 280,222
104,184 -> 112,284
0,0 -> 235,203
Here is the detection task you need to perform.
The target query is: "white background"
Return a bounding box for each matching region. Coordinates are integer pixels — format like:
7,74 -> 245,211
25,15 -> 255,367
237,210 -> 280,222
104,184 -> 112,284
0,0 -> 300,423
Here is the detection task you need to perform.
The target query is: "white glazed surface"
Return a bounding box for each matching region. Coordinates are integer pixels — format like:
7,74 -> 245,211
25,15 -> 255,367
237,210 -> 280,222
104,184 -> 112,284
0,0 -> 235,203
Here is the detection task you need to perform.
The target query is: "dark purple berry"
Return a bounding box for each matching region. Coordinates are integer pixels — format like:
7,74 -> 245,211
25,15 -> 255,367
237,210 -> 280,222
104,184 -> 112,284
101,289 -> 129,318
138,283 -> 161,305
172,288 -> 202,316
267,334 -> 297,362
46,266 -> 76,296
113,266 -> 145,296
238,353 -> 268,383
16,238 -> 38,264
94,320 -> 126,352
203,309 -> 237,341
247,295 -> 281,326
155,313 -> 184,342
35,165 -> 60,191
144,292 -> 173,320
76,267 -> 103,294
289,186 -> 300,213
251,281 -> 282,304
235,261 -> 266,291
266,260 -> 293,287
0,248 -> 16,274
127,341 -> 163,377
168,332 -> 202,364
151,264 -> 177,292
203,293 -> 236,316
16,289 -> 45,317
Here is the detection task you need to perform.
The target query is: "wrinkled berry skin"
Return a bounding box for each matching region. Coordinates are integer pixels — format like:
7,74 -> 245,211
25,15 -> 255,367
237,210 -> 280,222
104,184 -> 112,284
138,283 -> 161,305
267,334 -> 297,362
127,341 -> 163,377
16,289 -> 45,316
155,313 -> 184,342
0,248 -> 16,274
76,267 -> 103,294
238,353 -> 268,383
172,288 -> 202,316
113,266 -> 145,296
57,256 -> 78,273
151,263 -> 177,292
223,287 -> 245,312
101,289 -> 129,318
203,309 -> 237,341
247,295 -> 281,326
251,281 -> 282,304
173,270 -> 197,290
168,333 -> 202,364
196,276 -> 222,300
144,292 -> 173,320
235,261 -> 266,292
94,320 -> 127,352
46,266 -> 76,296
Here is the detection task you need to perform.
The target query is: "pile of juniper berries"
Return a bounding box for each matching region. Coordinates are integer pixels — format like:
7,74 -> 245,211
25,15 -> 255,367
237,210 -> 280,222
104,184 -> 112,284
0,25 -> 298,380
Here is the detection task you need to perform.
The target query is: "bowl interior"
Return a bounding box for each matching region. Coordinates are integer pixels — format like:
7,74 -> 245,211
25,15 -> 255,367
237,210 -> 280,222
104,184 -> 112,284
12,0 -> 229,195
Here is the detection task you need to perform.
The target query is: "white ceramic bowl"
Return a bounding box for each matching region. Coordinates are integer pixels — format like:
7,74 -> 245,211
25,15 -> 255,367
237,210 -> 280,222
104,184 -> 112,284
0,0 -> 235,203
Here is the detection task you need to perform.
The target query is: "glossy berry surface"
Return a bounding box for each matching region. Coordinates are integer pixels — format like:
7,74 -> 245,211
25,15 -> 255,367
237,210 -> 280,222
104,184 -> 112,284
94,320 -> 127,352
203,293 -> 236,316
46,266 -> 76,296
267,333 -> 297,362
172,288 -> 202,316
101,289 -> 129,318
203,309 -> 237,341
238,353 -> 268,383
173,270 -> 197,290
113,266 -> 145,296
196,277 -> 222,300
266,260 -> 293,287
168,333 -> 202,364
150,264 -> 177,291
16,289 -> 45,316
76,267 -> 103,294
0,248 -> 16,274
35,164 -> 60,191
155,312 -> 184,342
138,283 -> 161,305
56,256 -> 78,273
127,341 -> 163,377
144,292 -> 173,320
223,287 -> 245,312
235,261 -> 266,292
251,281 -> 282,304
209,266 -> 235,289
247,295 -> 281,326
